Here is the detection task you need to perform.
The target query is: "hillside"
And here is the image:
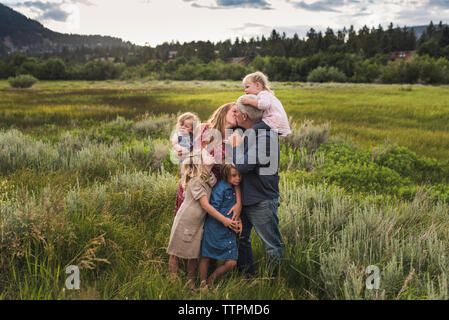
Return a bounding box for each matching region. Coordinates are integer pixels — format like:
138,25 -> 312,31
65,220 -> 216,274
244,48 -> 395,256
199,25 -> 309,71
0,3 -> 133,56
408,25 -> 427,39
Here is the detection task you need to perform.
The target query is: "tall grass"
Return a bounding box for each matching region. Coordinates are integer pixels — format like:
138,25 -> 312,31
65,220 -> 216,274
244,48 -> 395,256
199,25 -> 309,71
0,128 -> 171,177
279,178 -> 449,299
2,170 -> 449,299
1,80 -> 449,300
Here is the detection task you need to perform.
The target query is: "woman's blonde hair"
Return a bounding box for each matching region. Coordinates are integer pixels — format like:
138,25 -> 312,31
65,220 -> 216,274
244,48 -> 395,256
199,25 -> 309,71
243,71 -> 274,94
177,112 -> 200,128
206,102 -> 235,144
182,153 -> 211,190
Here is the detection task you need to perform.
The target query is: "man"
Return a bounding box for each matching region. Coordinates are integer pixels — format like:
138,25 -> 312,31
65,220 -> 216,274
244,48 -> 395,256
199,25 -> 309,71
230,94 -> 282,277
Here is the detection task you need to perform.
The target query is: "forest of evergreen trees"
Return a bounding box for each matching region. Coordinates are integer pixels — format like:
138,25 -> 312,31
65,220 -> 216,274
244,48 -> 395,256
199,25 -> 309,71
1,21 -> 449,84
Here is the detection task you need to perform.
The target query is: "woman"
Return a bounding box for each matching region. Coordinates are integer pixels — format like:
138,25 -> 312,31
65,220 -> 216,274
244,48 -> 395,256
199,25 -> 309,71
174,102 -> 242,220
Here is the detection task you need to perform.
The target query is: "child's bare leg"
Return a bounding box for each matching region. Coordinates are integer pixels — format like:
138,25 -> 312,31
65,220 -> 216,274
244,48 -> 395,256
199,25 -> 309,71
199,257 -> 211,285
186,259 -> 198,287
168,255 -> 178,279
208,260 -> 237,285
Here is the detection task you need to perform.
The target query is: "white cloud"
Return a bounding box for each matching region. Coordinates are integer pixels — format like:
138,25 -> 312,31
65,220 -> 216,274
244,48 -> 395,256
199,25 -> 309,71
7,0 -> 88,31
4,0 -> 448,45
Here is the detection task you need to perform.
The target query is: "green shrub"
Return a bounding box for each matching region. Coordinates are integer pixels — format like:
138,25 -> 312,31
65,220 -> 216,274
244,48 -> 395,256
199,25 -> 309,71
352,60 -> 380,83
307,66 -> 347,83
316,142 -> 409,194
8,74 -> 38,88
380,62 -> 401,84
374,146 -> 417,178
132,113 -> 176,138
320,161 -> 407,194
374,145 -> 449,184
317,141 -> 372,165
284,119 -> 330,153
0,129 -> 59,173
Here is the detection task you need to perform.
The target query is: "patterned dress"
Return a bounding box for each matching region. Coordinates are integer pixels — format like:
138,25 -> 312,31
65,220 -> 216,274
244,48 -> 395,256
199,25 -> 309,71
174,123 -> 225,216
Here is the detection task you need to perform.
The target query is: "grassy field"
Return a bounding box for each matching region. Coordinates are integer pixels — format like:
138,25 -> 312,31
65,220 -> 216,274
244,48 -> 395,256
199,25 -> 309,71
1,80 -> 449,300
1,80 -> 448,159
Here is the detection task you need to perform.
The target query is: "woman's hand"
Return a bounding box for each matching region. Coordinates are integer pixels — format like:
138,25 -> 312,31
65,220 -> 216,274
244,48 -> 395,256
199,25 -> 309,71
221,217 -> 238,229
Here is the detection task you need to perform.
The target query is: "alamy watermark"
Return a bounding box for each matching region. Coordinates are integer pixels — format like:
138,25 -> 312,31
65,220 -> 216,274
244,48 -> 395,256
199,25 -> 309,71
365,265 -> 380,290
170,121 -> 280,175
65,265 -> 80,290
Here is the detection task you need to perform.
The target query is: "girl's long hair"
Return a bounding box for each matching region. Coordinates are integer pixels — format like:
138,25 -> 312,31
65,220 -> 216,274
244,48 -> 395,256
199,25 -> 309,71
182,153 -> 211,190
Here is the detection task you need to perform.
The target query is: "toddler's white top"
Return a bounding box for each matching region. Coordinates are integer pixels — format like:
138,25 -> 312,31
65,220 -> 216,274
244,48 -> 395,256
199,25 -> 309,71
257,91 -> 291,137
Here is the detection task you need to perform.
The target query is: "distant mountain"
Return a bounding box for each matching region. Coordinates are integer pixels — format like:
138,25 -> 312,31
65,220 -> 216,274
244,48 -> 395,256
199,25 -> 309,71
0,3 -> 134,56
406,25 -> 427,39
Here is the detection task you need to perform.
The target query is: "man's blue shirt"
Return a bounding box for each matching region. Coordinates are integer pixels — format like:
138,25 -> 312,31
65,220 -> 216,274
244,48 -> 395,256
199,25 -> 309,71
232,121 -> 280,206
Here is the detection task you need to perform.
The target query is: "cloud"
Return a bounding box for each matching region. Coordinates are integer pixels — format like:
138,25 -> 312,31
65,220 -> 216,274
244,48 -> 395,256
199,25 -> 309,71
11,0 -> 87,29
17,1 -> 69,21
284,0 -> 448,31
185,0 -> 273,10
229,22 -> 326,39
427,0 -> 449,10
285,0 -> 344,12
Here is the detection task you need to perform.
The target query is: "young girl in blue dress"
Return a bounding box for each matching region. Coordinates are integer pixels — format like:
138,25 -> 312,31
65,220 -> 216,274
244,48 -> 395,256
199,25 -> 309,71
199,164 -> 242,288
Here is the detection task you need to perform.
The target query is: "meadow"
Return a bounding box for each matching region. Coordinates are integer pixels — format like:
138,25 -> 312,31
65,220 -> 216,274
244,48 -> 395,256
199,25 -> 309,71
0,79 -> 449,300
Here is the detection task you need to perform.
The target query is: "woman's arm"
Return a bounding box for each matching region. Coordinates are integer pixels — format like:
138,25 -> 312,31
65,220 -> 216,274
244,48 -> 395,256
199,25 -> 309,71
199,196 -> 239,230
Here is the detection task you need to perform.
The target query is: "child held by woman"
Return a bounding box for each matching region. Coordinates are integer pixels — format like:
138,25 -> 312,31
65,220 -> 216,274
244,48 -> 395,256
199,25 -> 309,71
171,112 -> 200,175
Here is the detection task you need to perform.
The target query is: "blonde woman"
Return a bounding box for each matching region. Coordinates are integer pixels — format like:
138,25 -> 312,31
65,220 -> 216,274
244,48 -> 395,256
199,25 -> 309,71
174,103 -> 242,221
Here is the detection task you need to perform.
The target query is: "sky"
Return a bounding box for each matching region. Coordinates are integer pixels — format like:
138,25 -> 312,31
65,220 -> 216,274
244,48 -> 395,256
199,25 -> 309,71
3,0 -> 449,46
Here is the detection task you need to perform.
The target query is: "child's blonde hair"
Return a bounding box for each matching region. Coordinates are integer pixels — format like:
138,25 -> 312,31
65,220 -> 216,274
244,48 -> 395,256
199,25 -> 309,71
182,153 -> 211,190
243,71 -> 274,94
177,112 -> 200,128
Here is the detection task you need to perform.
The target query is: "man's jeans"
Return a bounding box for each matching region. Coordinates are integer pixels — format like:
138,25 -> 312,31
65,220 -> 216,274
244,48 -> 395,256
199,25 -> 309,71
237,198 -> 282,277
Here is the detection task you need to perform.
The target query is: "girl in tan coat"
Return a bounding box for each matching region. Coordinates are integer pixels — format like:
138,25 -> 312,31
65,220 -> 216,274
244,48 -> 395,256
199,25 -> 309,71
167,148 -> 240,287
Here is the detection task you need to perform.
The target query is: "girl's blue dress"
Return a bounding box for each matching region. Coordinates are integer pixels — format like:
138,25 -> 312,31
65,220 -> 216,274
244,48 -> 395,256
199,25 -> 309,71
201,180 -> 238,260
